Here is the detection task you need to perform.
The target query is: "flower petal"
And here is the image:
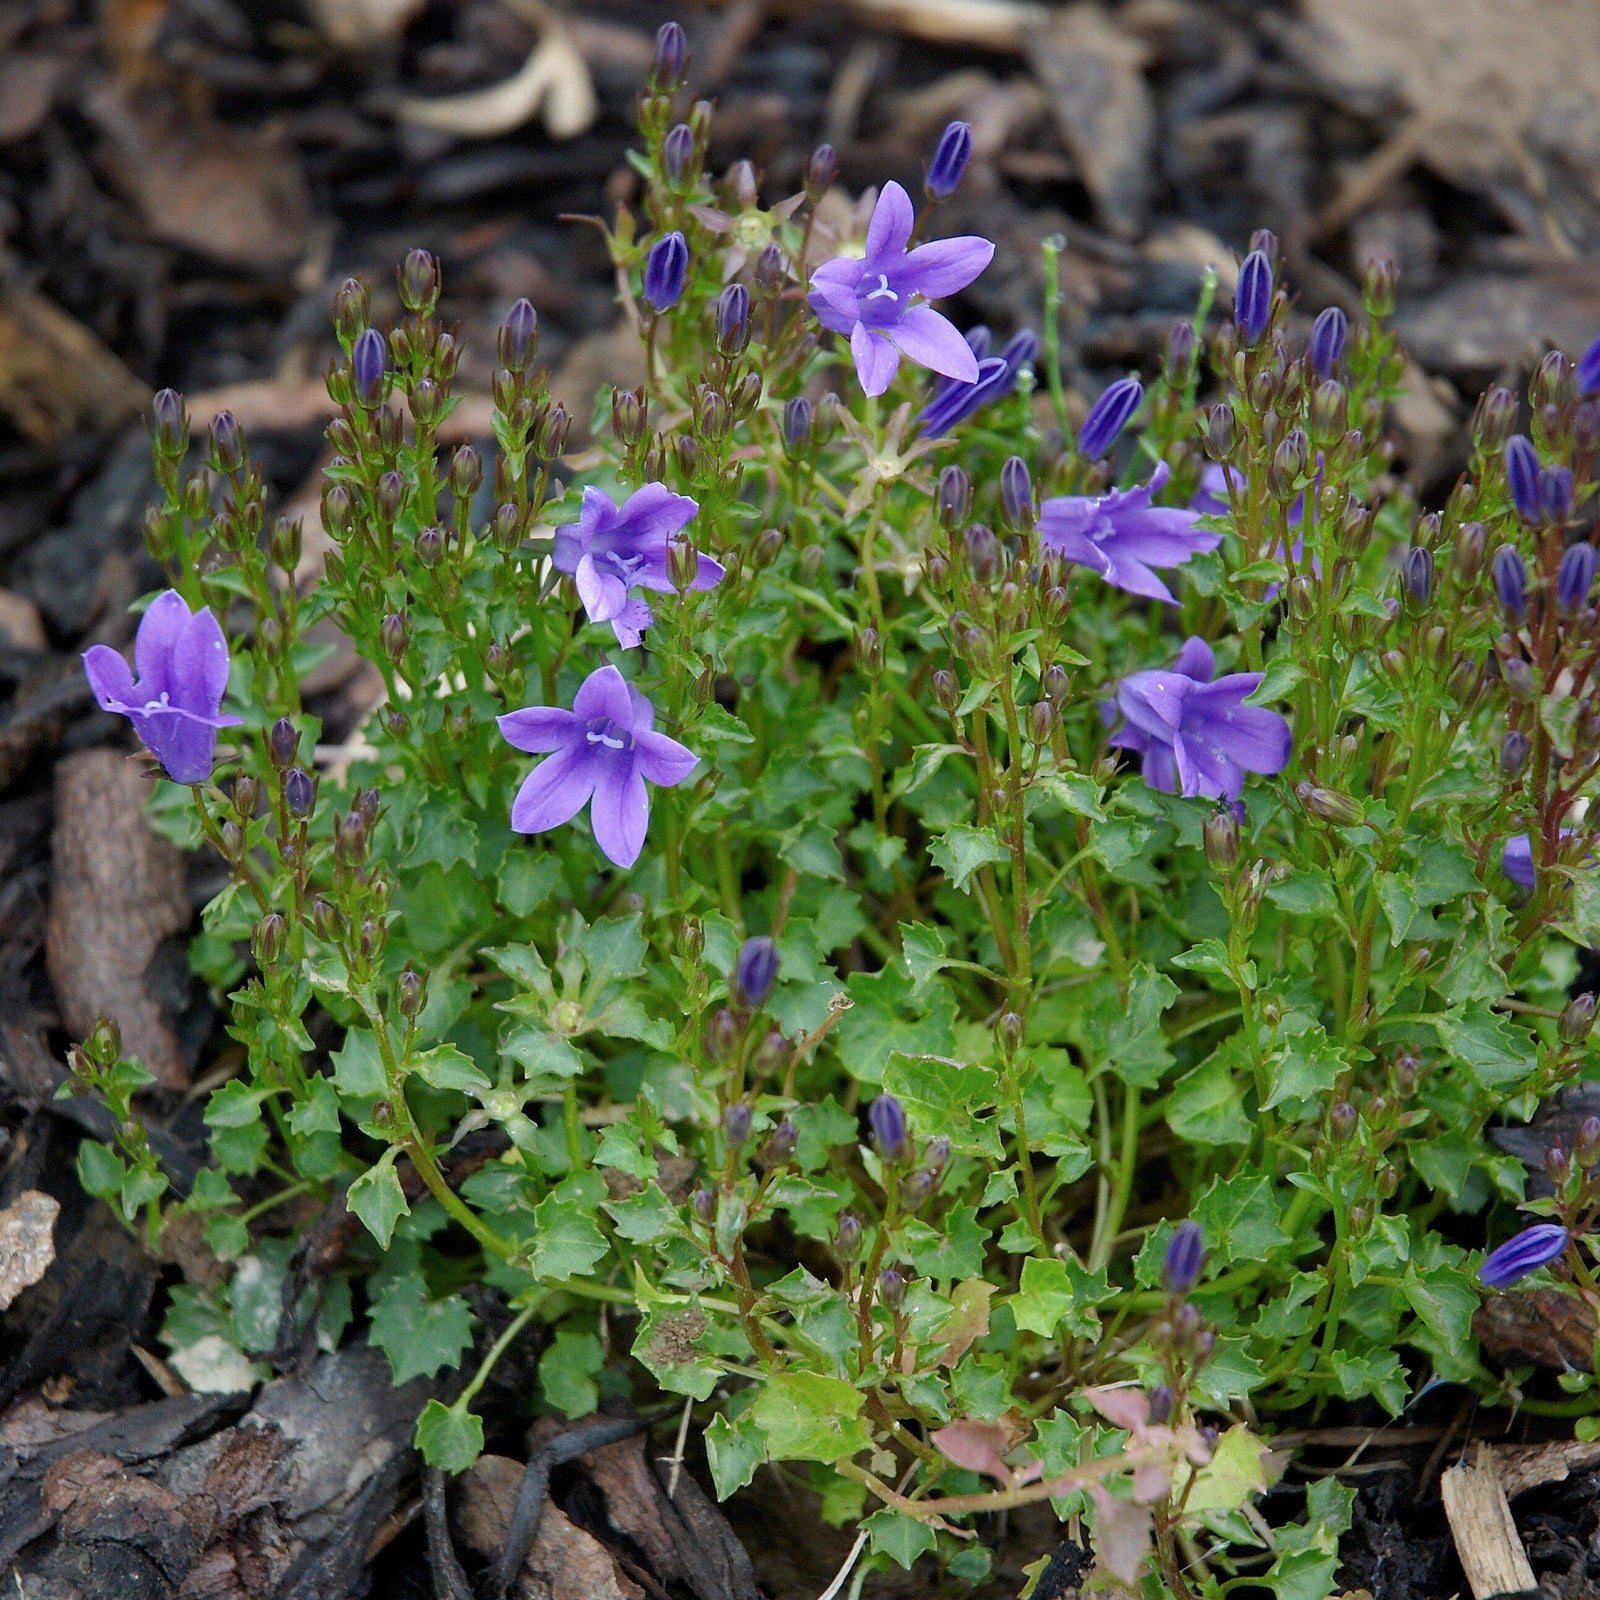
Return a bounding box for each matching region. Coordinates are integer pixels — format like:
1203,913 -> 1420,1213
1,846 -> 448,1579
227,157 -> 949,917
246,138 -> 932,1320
1172,637 -> 1216,682
142,710 -> 220,785
889,305 -> 980,382
611,597 -> 654,650
83,645 -> 136,712
1140,740 -> 1181,795
899,235 -> 996,299
633,726 -> 698,787
617,482 -> 699,545
575,553 -> 628,624
498,706 -> 579,753
864,180 -> 915,264
1099,551 -> 1178,603
589,762 -> 649,868
1118,670 -> 1190,737
510,746 -> 597,834
134,590 -> 192,700
171,605 -> 232,719
850,324 -> 901,396
572,664 -> 635,726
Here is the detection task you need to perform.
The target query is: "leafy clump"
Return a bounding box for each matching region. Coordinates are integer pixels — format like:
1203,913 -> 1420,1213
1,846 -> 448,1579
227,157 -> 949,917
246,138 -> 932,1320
65,18 -> 1600,1596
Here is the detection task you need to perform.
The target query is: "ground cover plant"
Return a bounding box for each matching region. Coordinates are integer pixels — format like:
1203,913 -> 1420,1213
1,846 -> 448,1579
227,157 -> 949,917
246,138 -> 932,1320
63,20 -> 1600,1596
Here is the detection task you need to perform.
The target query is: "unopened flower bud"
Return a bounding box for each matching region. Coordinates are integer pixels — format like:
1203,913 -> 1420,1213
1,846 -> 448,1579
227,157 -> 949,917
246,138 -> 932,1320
269,717 -> 298,769
662,122 -> 694,183
877,1266 -> 907,1310
1078,377 -> 1142,462
1561,992 -> 1597,1044
1328,1101 -> 1357,1143
381,611 -> 410,664
667,536 -> 699,593
643,232 -> 689,313
925,119 -> 973,199
1361,256 -> 1398,317
1296,782 -> 1364,826
932,668 -> 959,713
998,1011 -> 1024,1055
497,298 -> 538,372
704,1007 -> 737,1063
650,19 -> 689,89
220,818 -> 245,860
1028,697 -> 1057,745
1503,656 -> 1536,699
834,1210 -> 862,1261
1308,306 -> 1347,377
899,1168 -> 936,1210
1505,436 -> 1541,523
1576,1116 -> 1600,1168
1310,379 -> 1348,446
253,912 -> 286,967
715,283 -> 750,356
209,410 -> 245,474
938,464 -> 972,529
734,935 -> 780,1008
1146,1385 -> 1174,1425
999,456 -> 1034,529
1234,250 -> 1273,342
1268,429 -> 1309,499
1492,545 -> 1528,621
397,966 -> 426,1018
857,625 -> 883,676
723,1100 -> 752,1149
690,1187 -> 714,1223
332,275 -> 369,345
150,388 -> 189,457
284,766 -> 315,818
1541,466 -> 1574,526
611,385 -> 646,446
1500,728 -> 1530,776
398,247 -> 439,313
783,396 -> 813,455
869,1093 -> 907,1161
964,523 -> 1000,584
1165,322 -> 1196,384
1204,402 -> 1236,461
351,329 -> 387,410
1163,1221 -> 1204,1294
1402,545 -> 1434,610
804,143 -> 838,198
336,810 -> 368,865
232,774 -> 259,820
1203,809 -> 1239,871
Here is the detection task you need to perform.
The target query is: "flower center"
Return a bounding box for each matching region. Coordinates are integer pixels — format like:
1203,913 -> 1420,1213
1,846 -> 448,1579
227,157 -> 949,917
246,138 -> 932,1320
585,719 -> 631,752
144,691 -> 171,712
864,273 -> 898,302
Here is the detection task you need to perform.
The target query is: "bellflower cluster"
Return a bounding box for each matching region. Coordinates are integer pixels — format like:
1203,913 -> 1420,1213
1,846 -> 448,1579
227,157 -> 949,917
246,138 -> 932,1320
83,590 -> 242,784
808,181 -> 994,396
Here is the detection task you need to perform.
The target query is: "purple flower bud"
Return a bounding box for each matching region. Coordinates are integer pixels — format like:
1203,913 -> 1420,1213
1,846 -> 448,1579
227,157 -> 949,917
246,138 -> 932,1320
1078,376 -> 1143,461
783,396 -> 812,454
964,522 -> 1000,584
715,283 -> 750,355
643,232 -> 689,313
284,766 -> 314,818
1146,1385 -> 1174,1425
1559,542 -> 1596,614
1163,1220 -> 1204,1294
1503,656 -> 1536,699
662,122 -> 694,182
1402,545 -> 1434,608
499,299 -> 538,372
877,1266 -> 906,1309
1492,545 -> 1528,622
650,20 -> 689,88
1540,466 -> 1573,525
868,1094 -> 907,1162
762,1118 -> 798,1165
150,388 -> 188,456
1505,435 -> 1541,522
1500,728 -> 1530,776
351,328 -> 387,409
1579,331 -> 1600,397
398,248 -> 439,313
209,410 -> 244,473
923,1135 -> 951,1176
1561,993 -> 1596,1044
926,120 -> 973,199
691,1186 -> 714,1222
1234,250 -> 1274,343
723,1101 -> 752,1148
938,464 -> 972,529
1478,1222 -> 1569,1289
734,935 -> 780,1007
804,143 -> 838,197
1308,306 -> 1347,377
834,1210 -> 862,1260
1000,456 -> 1034,529
1328,1101 -> 1357,1142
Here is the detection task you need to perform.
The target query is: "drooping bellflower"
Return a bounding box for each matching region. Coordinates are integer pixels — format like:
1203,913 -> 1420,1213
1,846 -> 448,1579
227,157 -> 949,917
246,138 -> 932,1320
925,120 -> 973,199
914,327 -> 1036,436
1038,462 -> 1221,603
1077,377 -> 1143,461
83,590 -> 243,784
553,484 -> 723,649
1108,636 -> 1292,802
499,665 -> 697,869
1478,1222 -> 1569,1288
1501,830 -> 1580,890
734,936 -> 780,1007
1162,1221 -> 1204,1294
808,181 -> 994,397
643,232 -> 689,312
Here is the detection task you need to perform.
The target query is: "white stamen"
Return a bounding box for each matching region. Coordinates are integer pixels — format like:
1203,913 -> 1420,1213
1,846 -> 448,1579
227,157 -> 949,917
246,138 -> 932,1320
864,273 -> 898,302
586,730 -> 627,750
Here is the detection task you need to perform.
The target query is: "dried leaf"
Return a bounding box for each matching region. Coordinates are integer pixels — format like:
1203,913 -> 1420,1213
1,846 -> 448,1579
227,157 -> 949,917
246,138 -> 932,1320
0,1190 -> 59,1311
0,285 -> 147,445
305,0 -> 426,48
929,1418 -> 1032,1485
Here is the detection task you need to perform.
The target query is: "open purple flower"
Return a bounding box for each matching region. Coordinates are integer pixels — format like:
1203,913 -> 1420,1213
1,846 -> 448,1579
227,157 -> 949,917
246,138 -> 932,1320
498,665 -> 697,868
808,181 -> 994,397
553,484 -> 723,650
1109,636 -> 1292,802
915,327 -> 1036,436
1502,830 -> 1582,890
1039,462 -> 1220,603
1478,1222 -> 1568,1289
83,590 -> 242,784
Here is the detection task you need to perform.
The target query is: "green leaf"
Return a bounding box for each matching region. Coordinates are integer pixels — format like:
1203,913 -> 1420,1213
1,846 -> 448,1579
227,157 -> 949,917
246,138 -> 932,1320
780,822 -> 845,882
1181,1425 -> 1270,1514
1192,1175 -> 1290,1266
409,805 -> 478,872
76,1140 -> 126,1202
287,1077 -> 341,1137
603,1184 -> 680,1243
835,965 -> 957,1086
1402,1264 -> 1477,1363
1264,869 -> 1339,917
332,1029 -> 389,1098
900,923 -> 950,997
497,851 -> 561,917
1092,965 -> 1177,1089
346,1150 -> 409,1249
881,1053 -> 1000,1158
1431,1006 -> 1538,1091
1264,1024 -> 1347,1110
527,1190 -> 609,1281
414,1399 -> 483,1475
412,1045 -> 491,1095
750,1371 -> 870,1462
539,1329 -> 604,1418
577,914 -> 648,995
705,1411 -> 768,1499
1009,1257 -> 1075,1336
368,1274 -> 475,1384
1166,1049 -> 1252,1146
928,824 -> 1009,890
865,1509 -> 936,1569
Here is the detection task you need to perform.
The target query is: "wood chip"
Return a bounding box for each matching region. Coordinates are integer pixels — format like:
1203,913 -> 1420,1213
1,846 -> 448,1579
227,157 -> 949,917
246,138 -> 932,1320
0,284 -> 147,446
1494,1437 -> 1600,1500
0,1189 -> 59,1311
1440,1444 -> 1537,1600
46,749 -> 191,1089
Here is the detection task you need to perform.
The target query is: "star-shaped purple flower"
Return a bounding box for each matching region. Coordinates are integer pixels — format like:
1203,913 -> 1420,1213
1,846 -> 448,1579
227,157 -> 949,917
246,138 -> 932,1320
498,665 -> 697,868
552,484 -> 723,650
1039,463 -> 1221,603
82,589 -> 242,784
808,181 -> 995,397
1109,636 -> 1291,802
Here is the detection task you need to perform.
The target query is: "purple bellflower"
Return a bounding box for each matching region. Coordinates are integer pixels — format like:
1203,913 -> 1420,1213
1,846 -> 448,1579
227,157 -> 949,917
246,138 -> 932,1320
808,181 -> 994,397
1502,830 -> 1581,890
1308,306 -> 1347,377
83,590 -> 242,784
734,936 -> 780,1008
1038,462 -> 1221,603
498,665 -> 697,869
1109,636 -> 1292,802
1478,1222 -> 1569,1288
1163,1221 -> 1204,1294
926,120 -> 973,198
1505,435 -> 1541,522
553,484 -> 723,650
643,232 -> 689,312
1579,331 -> 1600,396
1559,541 -> 1597,613
1078,376 -> 1143,462
868,1093 -> 908,1161
915,327 -> 1036,436
1234,250 -> 1274,342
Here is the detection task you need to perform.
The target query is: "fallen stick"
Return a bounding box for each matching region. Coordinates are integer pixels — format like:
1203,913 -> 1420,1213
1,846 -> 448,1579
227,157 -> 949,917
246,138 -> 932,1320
1440,1444 -> 1538,1600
